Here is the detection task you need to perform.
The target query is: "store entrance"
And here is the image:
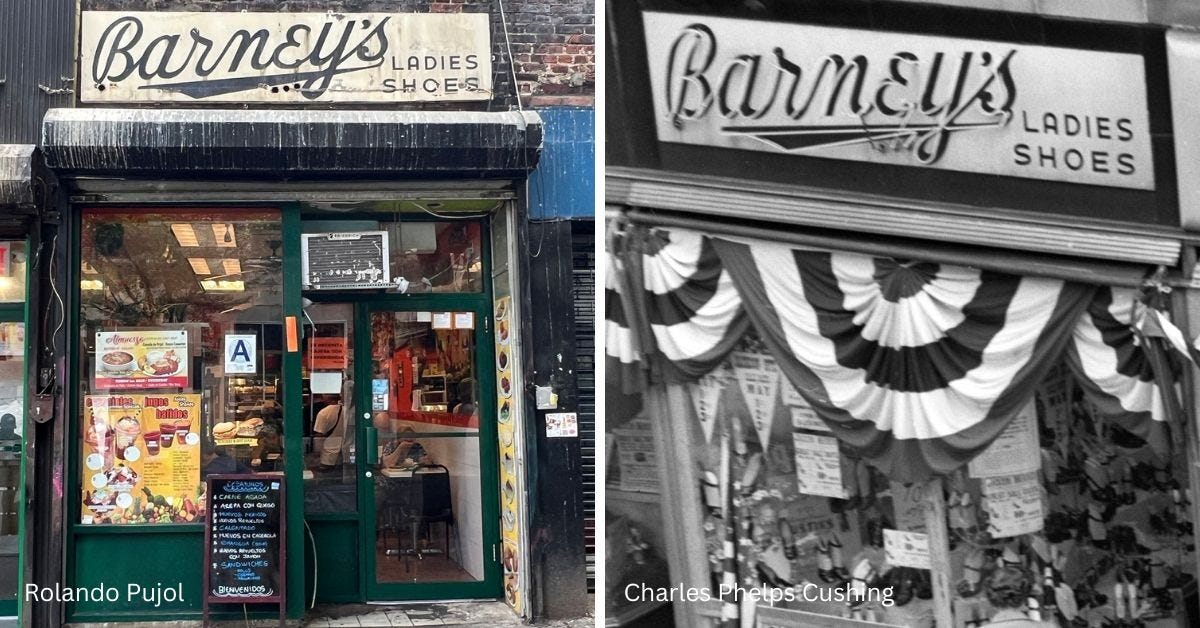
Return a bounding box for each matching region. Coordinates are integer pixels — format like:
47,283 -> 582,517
356,301 -> 499,600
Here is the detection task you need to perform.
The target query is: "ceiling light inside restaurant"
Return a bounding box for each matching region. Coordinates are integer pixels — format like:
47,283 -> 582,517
222,259 -> 242,276
201,279 -> 245,292
187,258 -> 211,275
81,262 -> 99,275
80,279 -> 105,291
171,224 -> 199,247
212,223 -> 236,248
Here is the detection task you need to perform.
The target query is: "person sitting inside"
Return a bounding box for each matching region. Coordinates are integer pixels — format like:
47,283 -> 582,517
249,423 -> 284,472
201,441 -> 249,478
979,567 -> 1042,627
381,426 -> 432,468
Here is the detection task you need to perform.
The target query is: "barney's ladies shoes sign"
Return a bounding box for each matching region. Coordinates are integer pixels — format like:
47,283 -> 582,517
645,13 -> 1156,190
80,12 -> 492,103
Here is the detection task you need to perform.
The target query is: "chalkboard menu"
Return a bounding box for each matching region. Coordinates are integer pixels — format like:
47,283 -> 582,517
203,474 -> 286,613
301,231 -> 391,290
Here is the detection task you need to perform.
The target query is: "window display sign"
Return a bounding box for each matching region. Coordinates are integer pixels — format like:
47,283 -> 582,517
80,394 -> 203,525
307,337 -> 348,370
0,322 -> 23,358
968,400 -> 1041,478
883,529 -> 931,569
223,334 -> 257,374
614,419 -> 658,493
792,433 -> 846,499
731,351 -> 780,451
645,12 -> 1155,190
981,472 -> 1045,538
80,12 -> 492,103
95,330 -> 189,390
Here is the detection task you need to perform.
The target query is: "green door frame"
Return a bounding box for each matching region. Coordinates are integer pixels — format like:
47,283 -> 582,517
355,297 -> 501,601
294,211 -> 502,603
0,239 -> 29,618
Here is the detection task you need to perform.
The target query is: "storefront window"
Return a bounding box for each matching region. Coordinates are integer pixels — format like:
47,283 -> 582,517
301,220 -> 482,293
78,210 -> 283,525
0,243 -> 27,303
0,321 -> 22,602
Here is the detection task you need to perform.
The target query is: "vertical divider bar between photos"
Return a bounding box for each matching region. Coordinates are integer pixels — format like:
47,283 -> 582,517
281,206 -> 306,619
1173,286 -> 1200,585
652,384 -> 711,628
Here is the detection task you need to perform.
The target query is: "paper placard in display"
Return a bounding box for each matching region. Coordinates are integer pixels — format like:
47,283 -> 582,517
615,419 -> 658,493
372,379 -> 389,411
969,399 -> 1041,478
432,312 -> 453,329
453,312 -> 475,330
982,472 -> 1045,538
95,329 -> 189,390
691,369 -> 726,443
884,529 -> 931,569
779,374 -> 805,407
793,433 -> 846,499
732,352 -> 779,451
790,405 -> 829,433
545,412 -> 578,438
224,334 -> 257,374
310,372 -> 342,395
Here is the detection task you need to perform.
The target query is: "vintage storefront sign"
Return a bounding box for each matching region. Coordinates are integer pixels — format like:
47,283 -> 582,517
95,329 -> 189,390
80,394 -> 203,525
80,11 -> 492,103
645,13 -> 1155,190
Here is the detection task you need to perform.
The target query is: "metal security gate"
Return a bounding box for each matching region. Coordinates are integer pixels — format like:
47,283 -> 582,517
572,228 -> 596,593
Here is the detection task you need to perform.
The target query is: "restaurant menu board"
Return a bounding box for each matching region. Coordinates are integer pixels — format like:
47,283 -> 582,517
95,330 -> 189,390
80,394 -> 204,525
205,476 -> 284,601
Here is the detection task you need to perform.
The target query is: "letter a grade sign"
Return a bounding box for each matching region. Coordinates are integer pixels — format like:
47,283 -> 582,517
224,335 -> 257,374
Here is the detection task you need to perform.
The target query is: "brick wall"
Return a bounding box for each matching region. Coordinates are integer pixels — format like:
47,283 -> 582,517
80,0 -> 595,109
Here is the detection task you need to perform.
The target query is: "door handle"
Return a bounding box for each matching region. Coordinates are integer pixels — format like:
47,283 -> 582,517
364,426 -> 379,465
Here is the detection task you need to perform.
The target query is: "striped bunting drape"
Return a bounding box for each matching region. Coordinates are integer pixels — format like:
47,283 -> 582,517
606,225 -> 1186,482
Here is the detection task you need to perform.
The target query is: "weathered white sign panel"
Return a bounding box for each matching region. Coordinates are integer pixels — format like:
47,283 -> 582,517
645,13 -> 1155,190
80,11 -> 492,103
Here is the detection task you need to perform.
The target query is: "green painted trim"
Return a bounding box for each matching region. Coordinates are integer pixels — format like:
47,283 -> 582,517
303,513 -> 359,522
355,302 -> 371,602
71,523 -> 202,535
282,205 -> 306,619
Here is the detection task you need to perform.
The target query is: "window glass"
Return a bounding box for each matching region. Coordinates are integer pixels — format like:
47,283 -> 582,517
0,242 -> 27,303
302,304 -> 357,514
0,322 -> 22,602
301,221 -> 482,294
78,210 -> 282,525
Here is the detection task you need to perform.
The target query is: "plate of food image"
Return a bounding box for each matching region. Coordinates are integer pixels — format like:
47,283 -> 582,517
496,347 -> 511,371
140,350 -> 181,377
497,319 -> 510,345
105,465 -> 139,490
100,350 -> 138,374
499,374 -> 513,399
495,299 -> 508,321
498,399 -> 512,424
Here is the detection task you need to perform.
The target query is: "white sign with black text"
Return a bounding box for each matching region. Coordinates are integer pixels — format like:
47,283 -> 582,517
645,13 -> 1155,190
80,12 -> 492,103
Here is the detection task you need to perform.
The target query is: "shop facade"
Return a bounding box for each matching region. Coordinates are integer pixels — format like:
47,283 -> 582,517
6,1 -> 594,626
606,2 -> 1200,628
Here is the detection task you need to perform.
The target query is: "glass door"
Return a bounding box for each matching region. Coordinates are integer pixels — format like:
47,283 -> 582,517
357,301 -> 500,600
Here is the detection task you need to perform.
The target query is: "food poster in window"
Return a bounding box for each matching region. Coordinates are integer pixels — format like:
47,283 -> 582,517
81,394 -> 204,524
494,296 -> 522,613
94,329 -> 189,390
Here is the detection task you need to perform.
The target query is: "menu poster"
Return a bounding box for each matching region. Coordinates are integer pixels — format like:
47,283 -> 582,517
968,399 -> 1041,478
205,475 -> 284,602
884,529 -> 931,569
80,394 -> 203,525
982,472 -> 1045,538
691,369 -> 726,444
614,419 -> 658,493
95,330 -> 189,390
732,352 -> 780,451
792,433 -> 847,499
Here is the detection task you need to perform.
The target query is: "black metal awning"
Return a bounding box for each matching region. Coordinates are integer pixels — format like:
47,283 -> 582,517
0,144 -> 34,207
41,109 -> 542,179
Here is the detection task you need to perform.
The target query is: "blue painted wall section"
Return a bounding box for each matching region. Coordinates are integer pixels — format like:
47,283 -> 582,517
529,108 -> 595,221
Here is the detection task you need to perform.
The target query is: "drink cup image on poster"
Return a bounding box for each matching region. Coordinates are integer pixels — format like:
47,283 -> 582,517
224,334 -> 257,374
95,329 -> 188,390
81,394 -> 204,525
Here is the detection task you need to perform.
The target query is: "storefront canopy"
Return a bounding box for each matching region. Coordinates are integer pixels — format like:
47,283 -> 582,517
607,223 -> 1181,482
40,109 -> 542,179
0,144 -> 34,207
